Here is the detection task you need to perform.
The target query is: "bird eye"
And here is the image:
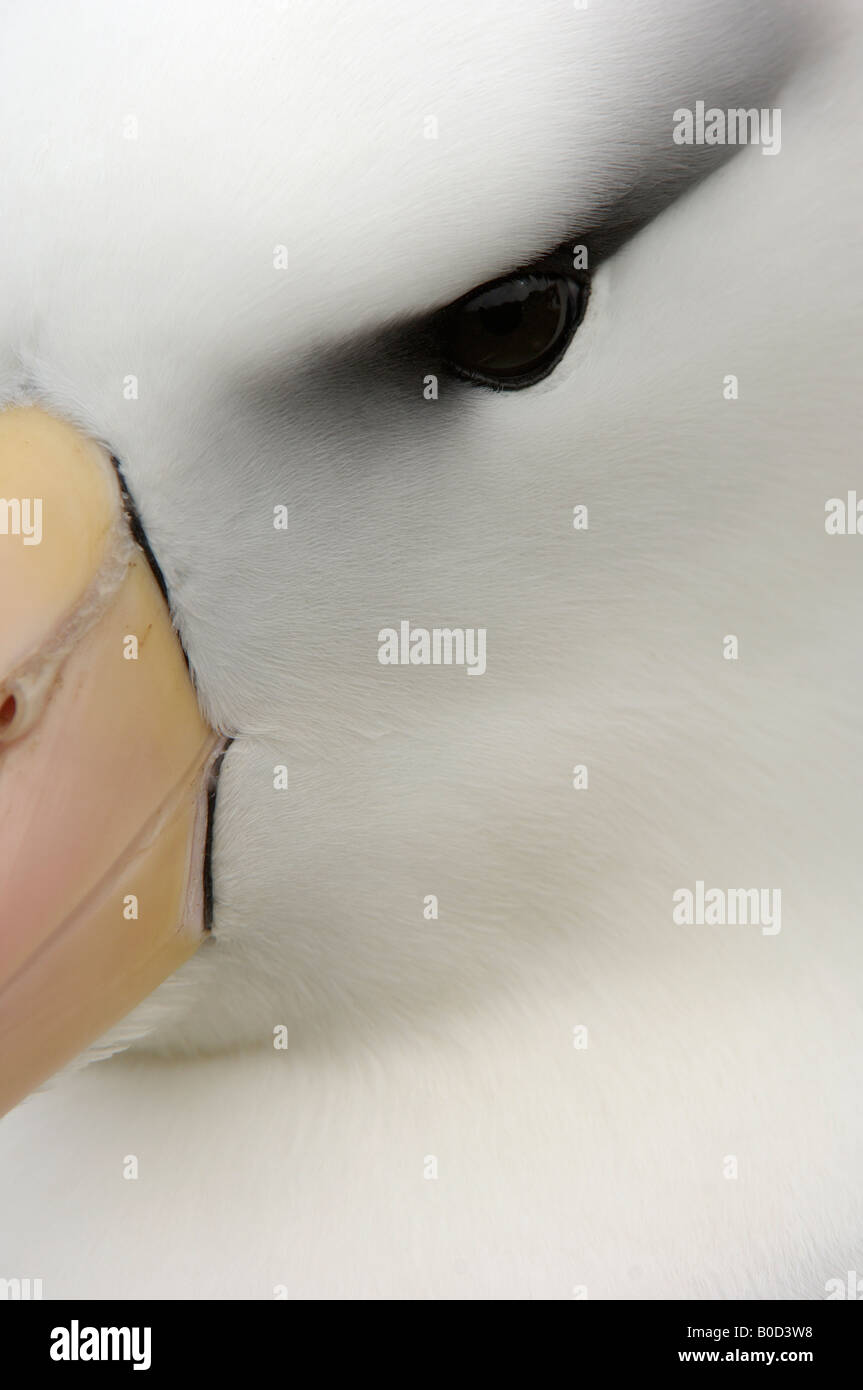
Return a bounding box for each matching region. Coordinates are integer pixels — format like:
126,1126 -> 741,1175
438,271 -> 587,389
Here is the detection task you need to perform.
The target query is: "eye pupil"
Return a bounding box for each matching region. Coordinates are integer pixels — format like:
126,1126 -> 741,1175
478,299 -> 524,337
440,272 -> 585,389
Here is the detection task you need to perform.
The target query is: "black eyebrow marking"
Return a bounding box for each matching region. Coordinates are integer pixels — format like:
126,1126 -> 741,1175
237,136 -> 752,409
506,138 -> 748,283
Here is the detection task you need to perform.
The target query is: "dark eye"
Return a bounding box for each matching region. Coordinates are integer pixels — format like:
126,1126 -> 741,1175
438,272 -> 587,390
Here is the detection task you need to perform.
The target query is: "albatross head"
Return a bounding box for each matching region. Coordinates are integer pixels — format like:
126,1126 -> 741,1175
0,0 -> 850,1115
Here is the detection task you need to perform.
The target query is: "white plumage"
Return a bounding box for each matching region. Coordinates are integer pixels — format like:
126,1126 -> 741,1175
0,0 -> 861,1298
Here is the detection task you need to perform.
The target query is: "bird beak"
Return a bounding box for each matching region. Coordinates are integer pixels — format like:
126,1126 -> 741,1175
0,407 -> 223,1116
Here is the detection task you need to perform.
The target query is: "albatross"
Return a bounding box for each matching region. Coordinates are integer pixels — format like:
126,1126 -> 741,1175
0,0 -> 862,1299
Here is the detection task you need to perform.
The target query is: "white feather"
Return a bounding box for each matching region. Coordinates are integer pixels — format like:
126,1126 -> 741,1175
0,0 -> 860,1298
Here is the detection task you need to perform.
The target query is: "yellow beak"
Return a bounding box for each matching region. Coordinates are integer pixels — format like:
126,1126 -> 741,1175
0,408 -> 223,1115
